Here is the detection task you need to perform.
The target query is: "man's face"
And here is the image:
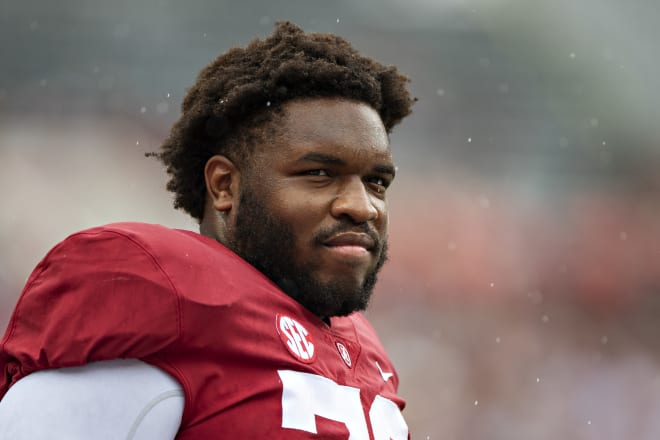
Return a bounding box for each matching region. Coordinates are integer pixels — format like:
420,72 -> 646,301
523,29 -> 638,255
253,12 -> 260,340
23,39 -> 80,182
227,98 -> 394,319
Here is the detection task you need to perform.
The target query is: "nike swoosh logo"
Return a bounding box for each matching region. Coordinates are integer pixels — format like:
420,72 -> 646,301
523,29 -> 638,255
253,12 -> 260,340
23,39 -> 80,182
376,361 -> 394,382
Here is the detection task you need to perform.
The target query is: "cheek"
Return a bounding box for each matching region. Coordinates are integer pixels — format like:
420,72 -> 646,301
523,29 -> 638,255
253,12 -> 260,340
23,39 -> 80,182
271,180 -> 327,212
270,191 -> 328,233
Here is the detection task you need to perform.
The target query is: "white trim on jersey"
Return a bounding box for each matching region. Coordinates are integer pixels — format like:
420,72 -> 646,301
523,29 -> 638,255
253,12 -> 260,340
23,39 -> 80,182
0,359 -> 184,440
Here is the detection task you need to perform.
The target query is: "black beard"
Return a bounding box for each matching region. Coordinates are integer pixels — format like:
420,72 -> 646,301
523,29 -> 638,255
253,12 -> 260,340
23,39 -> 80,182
228,188 -> 388,319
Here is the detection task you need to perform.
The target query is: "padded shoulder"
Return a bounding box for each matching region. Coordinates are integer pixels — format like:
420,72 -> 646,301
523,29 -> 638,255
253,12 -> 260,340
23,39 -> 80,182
0,222 -> 276,399
0,223 -> 185,396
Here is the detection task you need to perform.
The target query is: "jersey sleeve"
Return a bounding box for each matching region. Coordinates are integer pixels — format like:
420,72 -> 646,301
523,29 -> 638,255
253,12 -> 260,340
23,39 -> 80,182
0,228 -> 182,398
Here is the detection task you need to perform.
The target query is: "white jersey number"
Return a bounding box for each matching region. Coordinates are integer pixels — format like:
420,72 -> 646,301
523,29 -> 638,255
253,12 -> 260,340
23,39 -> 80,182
278,370 -> 408,439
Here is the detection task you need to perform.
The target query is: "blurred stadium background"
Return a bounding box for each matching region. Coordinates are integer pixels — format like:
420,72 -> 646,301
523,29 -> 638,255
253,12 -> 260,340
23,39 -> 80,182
1,0 -> 660,438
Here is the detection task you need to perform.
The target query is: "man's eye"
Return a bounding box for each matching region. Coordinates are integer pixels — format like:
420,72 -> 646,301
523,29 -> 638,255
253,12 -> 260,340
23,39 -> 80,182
306,169 -> 329,177
371,177 -> 389,186
367,177 -> 390,193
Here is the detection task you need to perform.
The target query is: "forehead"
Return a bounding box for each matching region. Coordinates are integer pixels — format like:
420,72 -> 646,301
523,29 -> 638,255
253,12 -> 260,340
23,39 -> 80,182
268,98 -> 391,161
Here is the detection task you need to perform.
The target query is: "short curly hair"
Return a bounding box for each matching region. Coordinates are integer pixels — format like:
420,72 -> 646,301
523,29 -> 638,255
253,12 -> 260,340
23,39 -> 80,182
151,21 -> 415,222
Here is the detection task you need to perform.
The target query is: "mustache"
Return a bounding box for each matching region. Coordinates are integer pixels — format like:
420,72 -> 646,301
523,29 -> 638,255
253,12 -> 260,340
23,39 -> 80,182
313,222 -> 382,249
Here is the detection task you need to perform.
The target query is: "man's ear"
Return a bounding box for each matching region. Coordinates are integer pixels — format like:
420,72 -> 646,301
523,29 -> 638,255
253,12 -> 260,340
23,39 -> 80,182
204,155 -> 239,213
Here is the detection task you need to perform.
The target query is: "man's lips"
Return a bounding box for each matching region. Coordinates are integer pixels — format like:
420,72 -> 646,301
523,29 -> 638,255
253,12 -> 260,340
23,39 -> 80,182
322,232 -> 376,254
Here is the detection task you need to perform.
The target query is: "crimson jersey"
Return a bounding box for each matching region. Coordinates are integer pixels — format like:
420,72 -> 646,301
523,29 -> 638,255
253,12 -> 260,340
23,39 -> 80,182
0,222 -> 408,439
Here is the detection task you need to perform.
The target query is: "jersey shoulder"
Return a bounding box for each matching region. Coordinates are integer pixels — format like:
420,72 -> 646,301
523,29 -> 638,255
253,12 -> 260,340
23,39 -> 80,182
0,222 -> 261,397
93,222 -> 273,303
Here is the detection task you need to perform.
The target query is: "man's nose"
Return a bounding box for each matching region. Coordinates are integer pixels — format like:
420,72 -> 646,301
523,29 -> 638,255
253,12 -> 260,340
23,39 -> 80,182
329,177 -> 379,224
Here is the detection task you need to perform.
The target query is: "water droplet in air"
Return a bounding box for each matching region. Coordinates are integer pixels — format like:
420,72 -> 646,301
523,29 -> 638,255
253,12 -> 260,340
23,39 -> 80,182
140,106 -> 147,114
436,89 -> 445,96
266,101 -> 271,107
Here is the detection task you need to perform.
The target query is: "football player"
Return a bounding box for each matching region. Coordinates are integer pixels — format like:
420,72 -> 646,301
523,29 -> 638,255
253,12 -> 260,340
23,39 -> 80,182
0,21 -> 415,439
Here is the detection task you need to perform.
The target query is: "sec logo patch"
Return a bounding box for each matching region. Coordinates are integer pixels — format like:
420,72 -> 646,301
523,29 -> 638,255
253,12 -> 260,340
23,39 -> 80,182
276,314 -> 316,363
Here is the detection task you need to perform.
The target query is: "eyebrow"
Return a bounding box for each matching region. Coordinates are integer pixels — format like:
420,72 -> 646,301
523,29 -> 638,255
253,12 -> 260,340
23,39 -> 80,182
296,152 -> 396,177
297,152 -> 346,166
